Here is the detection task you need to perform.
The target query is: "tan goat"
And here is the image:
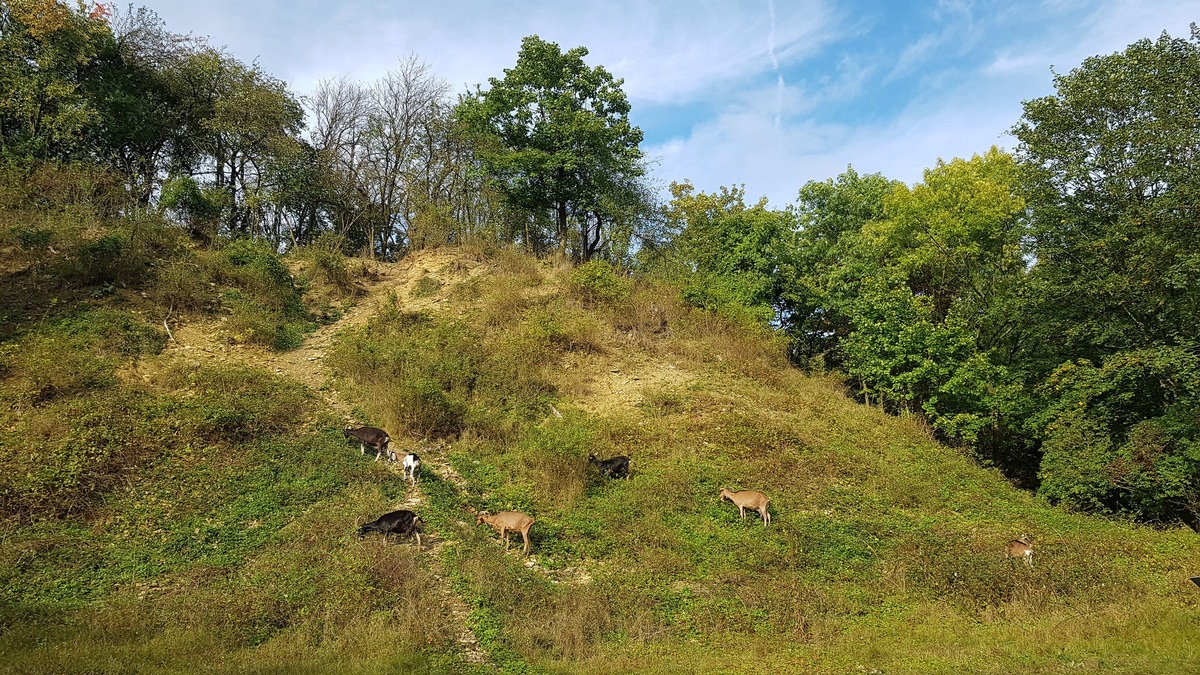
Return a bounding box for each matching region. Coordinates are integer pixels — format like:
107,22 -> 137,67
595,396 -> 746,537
476,511 -> 535,554
1004,534 -> 1034,567
719,488 -> 771,526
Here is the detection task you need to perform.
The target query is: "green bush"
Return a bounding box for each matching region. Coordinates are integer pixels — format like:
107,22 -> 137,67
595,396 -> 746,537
570,260 -> 630,304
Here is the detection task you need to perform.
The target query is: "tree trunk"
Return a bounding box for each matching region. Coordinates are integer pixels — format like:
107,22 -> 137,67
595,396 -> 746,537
557,199 -> 568,256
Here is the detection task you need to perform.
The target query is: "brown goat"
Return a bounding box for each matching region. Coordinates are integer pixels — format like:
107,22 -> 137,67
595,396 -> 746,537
1004,534 -> 1034,567
719,488 -> 771,526
476,511 -> 535,554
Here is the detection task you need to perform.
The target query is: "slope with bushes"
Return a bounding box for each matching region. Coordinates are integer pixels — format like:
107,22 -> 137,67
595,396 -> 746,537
1,239 -> 1198,674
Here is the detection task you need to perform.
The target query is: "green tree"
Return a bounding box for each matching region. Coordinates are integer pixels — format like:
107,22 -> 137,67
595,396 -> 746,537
1012,28 -> 1200,369
0,0 -> 112,161
871,148 -> 1027,353
456,35 -> 647,260
1034,348 -> 1200,525
87,6 -> 193,204
165,47 -> 304,238
656,181 -> 797,326
1012,28 -> 1200,523
793,153 -> 1035,463
791,167 -> 900,364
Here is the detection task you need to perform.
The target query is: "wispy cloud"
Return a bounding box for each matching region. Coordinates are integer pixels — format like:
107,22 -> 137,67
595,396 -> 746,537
139,0 -> 1199,208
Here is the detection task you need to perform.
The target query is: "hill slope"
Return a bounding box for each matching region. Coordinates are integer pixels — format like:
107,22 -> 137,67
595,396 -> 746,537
1,245 -> 1198,674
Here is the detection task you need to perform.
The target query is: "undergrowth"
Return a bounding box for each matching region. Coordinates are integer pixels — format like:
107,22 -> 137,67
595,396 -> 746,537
1,241 -> 1197,674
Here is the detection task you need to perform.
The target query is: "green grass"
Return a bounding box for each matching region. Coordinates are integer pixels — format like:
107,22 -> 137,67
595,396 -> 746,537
325,249 -> 1200,673
2,244 -> 1198,673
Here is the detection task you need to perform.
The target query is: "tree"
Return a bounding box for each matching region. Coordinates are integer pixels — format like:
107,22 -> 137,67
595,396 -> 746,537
870,148 -> 1027,353
1012,27 -> 1200,370
657,181 -> 797,326
164,47 -> 304,238
456,35 -> 647,260
1012,28 -> 1200,522
88,6 -> 194,204
0,0 -> 113,161
791,167 -> 901,364
307,58 -> 458,258
792,154 -> 1035,467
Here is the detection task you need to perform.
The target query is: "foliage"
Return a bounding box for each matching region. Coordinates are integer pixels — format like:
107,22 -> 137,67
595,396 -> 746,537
457,35 -> 649,260
1012,28 -> 1200,370
0,0 -> 113,161
651,181 -> 797,328
1035,347 -> 1200,523
160,174 -> 224,243
569,259 -> 629,304
1005,28 -> 1200,520
789,167 -> 901,366
212,239 -> 313,349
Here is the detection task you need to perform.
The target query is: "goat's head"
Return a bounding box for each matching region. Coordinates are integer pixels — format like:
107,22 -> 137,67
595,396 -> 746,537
718,488 -> 732,501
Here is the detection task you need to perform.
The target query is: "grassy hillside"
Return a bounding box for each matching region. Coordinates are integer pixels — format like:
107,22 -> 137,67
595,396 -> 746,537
1,233 -> 1198,673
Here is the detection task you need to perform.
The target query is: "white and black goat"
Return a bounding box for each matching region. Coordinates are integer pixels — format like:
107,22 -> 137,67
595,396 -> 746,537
401,453 -> 421,486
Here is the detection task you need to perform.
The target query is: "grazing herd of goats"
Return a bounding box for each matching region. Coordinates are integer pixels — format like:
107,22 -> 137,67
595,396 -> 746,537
343,425 -> 1040,566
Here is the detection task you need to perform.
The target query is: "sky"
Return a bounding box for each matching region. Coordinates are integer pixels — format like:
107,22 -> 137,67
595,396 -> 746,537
138,0 -> 1198,207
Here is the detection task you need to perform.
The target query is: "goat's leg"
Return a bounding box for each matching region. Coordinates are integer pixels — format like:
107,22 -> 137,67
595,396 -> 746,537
501,527 -> 510,549
738,506 -> 746,519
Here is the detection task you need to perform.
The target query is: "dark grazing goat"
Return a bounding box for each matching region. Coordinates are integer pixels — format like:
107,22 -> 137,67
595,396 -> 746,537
358,510 -> 422,548
343,425 -> 394,462
589,453 -> 630,479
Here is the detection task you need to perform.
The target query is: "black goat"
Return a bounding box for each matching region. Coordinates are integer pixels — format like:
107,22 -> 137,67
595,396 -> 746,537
589,453 -> 630,479
358,509 -> 423,548
343,425 -> 394,462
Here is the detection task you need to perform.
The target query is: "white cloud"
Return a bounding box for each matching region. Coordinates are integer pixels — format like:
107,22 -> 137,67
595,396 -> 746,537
135,0 -> 1200,212
142,0 -> 834,105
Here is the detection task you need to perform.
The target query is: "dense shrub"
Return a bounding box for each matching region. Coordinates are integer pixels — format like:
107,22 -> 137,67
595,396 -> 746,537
570,259 -> 629,304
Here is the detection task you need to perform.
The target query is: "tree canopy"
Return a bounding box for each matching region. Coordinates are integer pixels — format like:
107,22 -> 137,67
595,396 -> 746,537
456,35 -> 648,261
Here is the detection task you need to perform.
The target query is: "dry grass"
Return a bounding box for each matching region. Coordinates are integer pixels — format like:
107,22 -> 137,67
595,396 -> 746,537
7,244 -> 1200,674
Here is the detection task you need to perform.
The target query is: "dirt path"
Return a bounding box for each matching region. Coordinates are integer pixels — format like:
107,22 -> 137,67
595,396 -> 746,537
128,250 -> 487,414
126,248 -> 493,664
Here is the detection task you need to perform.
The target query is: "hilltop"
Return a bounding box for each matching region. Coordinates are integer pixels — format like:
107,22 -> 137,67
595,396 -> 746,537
1,244 -> 1198,674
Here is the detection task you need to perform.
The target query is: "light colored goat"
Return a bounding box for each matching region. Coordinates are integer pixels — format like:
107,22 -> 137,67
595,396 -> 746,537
719,488 -> 771,526
476,511 -> 535,554
1004,534 -> 1034,567
402,453 -> 421,485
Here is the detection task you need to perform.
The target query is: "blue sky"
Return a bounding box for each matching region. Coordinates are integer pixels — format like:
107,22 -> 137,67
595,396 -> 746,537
140,0 -> 1198,206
